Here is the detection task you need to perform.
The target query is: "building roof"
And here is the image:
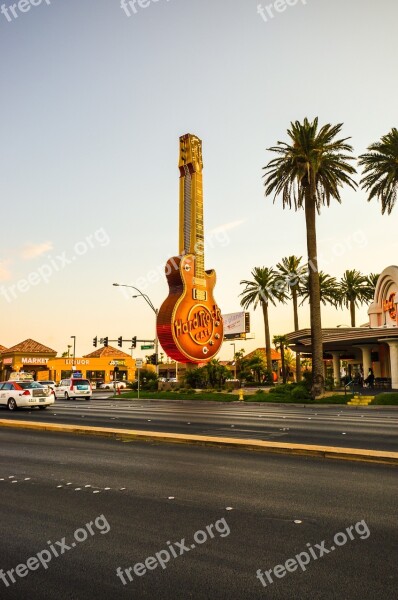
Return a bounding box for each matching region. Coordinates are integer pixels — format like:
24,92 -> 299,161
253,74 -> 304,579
245,348 -> 281,361
83,346 -> 131,359
5,339 -> 57,354
0,345 -> 8,354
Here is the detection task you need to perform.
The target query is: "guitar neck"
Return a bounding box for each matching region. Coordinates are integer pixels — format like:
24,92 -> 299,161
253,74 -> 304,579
179,134 -> 205,280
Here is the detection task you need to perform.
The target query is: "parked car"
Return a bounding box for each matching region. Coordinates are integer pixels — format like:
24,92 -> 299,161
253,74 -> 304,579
38,380 -> 56,391
55,378 -> 92,400
0,381 -> 54,411
99,381 -> 127,390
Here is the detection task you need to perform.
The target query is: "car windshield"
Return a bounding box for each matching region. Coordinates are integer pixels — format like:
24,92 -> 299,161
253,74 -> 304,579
18,382 -> 45,389
73,380 -> 90,385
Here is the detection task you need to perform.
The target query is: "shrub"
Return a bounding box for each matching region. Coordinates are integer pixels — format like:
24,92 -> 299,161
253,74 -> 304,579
291,386 -> 311,401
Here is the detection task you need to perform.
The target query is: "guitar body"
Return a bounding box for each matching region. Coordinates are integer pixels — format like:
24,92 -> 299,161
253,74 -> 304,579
157,254 -> 223,363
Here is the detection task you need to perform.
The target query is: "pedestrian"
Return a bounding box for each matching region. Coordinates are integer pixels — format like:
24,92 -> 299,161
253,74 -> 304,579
364,368 -> 374,389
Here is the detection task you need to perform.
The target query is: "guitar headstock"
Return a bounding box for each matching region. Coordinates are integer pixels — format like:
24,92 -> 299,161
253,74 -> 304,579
179,134 -> 203,173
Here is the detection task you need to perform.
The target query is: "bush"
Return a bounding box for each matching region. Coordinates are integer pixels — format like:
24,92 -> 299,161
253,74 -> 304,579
269,384 -> 294,395
301,371 -> 312,390
291,386 -> 311,401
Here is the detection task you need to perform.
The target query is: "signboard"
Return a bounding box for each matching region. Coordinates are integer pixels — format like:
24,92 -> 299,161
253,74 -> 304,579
223,312 -> 250,339
109,360 -> 126,366
22,357 -> 49,365
135,359 -> 143,369
3,358 -> 13,365
8,372 -> 34,381
73,372 -> 83,378
141,345 -> 154,350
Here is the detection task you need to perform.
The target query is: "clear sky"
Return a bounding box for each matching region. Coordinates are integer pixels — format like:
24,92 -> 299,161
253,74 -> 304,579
0,0 -> 397,359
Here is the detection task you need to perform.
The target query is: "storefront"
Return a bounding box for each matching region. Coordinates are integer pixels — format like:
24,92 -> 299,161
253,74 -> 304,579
286,265 -> 398,389
0,341 -> 136,384
0,339 -> 57,381
47,347 -> 136,385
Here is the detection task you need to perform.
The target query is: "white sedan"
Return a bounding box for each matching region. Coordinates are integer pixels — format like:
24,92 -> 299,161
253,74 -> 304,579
99,382 -> 128,389
0,381 -> 54,411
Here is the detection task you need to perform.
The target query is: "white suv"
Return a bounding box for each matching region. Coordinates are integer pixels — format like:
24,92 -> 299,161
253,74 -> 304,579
55,378 -> 92,400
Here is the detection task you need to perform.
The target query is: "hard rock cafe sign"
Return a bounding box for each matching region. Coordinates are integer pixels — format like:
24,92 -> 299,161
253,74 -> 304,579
383,292 -> 397,320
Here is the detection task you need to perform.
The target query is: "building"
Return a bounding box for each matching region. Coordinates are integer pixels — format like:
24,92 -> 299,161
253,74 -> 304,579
0,341 -> 137,385
286,265 -> 398,389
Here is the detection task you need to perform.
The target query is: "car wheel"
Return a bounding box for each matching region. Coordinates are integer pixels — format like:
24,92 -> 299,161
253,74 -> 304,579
7,398 -> 17,411
65,392 -> 70,400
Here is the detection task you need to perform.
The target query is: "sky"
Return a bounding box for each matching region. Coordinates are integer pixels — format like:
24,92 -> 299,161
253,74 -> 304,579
0,0 -> 397,360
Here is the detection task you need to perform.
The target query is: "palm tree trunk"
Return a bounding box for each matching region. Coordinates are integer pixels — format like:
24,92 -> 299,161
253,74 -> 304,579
292,288 -> 301,381
262,302 -> 273,374
281,343 -> 286,383
350,301 -> 356,327
304,190 -> 324,397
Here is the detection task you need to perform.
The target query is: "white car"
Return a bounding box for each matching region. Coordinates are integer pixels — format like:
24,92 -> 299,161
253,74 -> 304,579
0,381 -> 54,411
39,380 -> 56,391
99,382 -> 127,390
55,378 -> 92,400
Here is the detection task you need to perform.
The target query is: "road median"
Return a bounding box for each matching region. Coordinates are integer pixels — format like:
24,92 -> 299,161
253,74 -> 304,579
1,419 -> 398,465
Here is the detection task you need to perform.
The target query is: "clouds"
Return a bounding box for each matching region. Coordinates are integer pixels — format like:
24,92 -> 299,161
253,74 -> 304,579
20,242 -> 53,260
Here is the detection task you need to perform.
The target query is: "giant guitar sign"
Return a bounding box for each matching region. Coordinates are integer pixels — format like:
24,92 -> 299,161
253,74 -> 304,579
156,134 -> 224,363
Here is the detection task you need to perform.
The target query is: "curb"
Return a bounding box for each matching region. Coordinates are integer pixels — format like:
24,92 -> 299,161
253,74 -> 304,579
1,419 -> 397,466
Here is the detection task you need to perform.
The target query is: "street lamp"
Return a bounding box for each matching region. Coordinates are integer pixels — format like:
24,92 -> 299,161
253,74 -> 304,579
230,343 -> 236,379
70,336 -> 76,369
113,283 -> 159,376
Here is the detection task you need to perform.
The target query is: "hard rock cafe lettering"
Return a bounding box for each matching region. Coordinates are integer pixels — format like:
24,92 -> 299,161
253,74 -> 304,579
157,135 -> 224,363
174,305 -> 222,345
383,292 -> 397,320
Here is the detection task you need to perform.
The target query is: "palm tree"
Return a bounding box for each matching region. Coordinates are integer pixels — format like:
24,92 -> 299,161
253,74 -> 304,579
263,118 -> 357,397
299,271 -> 339,307
273,334 -> 288,383
366,273 -> 379,299
359,128 -> 398,214
338,269 -> 374,327
240,267 -> 287,374
276,255 -> 306,380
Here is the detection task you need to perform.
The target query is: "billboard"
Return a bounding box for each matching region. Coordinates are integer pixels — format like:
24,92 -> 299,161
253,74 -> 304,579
223,312 -> 250,339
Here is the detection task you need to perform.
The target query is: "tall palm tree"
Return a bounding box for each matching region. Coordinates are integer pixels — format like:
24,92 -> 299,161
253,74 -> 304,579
359,128 -> 398,214
263,118 -> 357,397
299,271 -> 340,308
366,273 -> 379,299
240,267 -> 287,374
276,255 -> 306,380
338,269 -> 374,327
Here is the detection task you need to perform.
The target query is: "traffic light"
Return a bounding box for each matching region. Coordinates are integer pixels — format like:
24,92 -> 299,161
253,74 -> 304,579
117,336 -> 123,348
149,353 -> 157,365
103,337 -> 109,347
93,336 -> 97,347
132,336 -> 137,349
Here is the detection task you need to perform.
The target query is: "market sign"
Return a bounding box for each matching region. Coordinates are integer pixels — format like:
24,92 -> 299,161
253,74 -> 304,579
22,357 -> 49,365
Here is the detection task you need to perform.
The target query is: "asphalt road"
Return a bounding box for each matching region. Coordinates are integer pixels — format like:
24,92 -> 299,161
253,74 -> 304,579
1,395 -> 398,451
0,429 -> 396,600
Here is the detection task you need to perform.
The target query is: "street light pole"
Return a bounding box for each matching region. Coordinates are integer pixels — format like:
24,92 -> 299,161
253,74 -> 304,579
70,336 -> 76,370
113,283 -> 159,376
230,342 -> 236,379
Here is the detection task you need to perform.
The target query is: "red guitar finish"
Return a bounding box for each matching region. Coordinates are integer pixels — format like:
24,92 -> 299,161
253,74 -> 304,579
157,254 -> 223,363
157,134 -> 223,363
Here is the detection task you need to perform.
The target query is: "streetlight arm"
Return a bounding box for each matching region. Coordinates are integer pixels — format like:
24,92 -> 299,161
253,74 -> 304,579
113,283 -> 156,313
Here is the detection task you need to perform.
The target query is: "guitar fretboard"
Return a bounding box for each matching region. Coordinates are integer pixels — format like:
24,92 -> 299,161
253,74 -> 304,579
179,134 -> 205,281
